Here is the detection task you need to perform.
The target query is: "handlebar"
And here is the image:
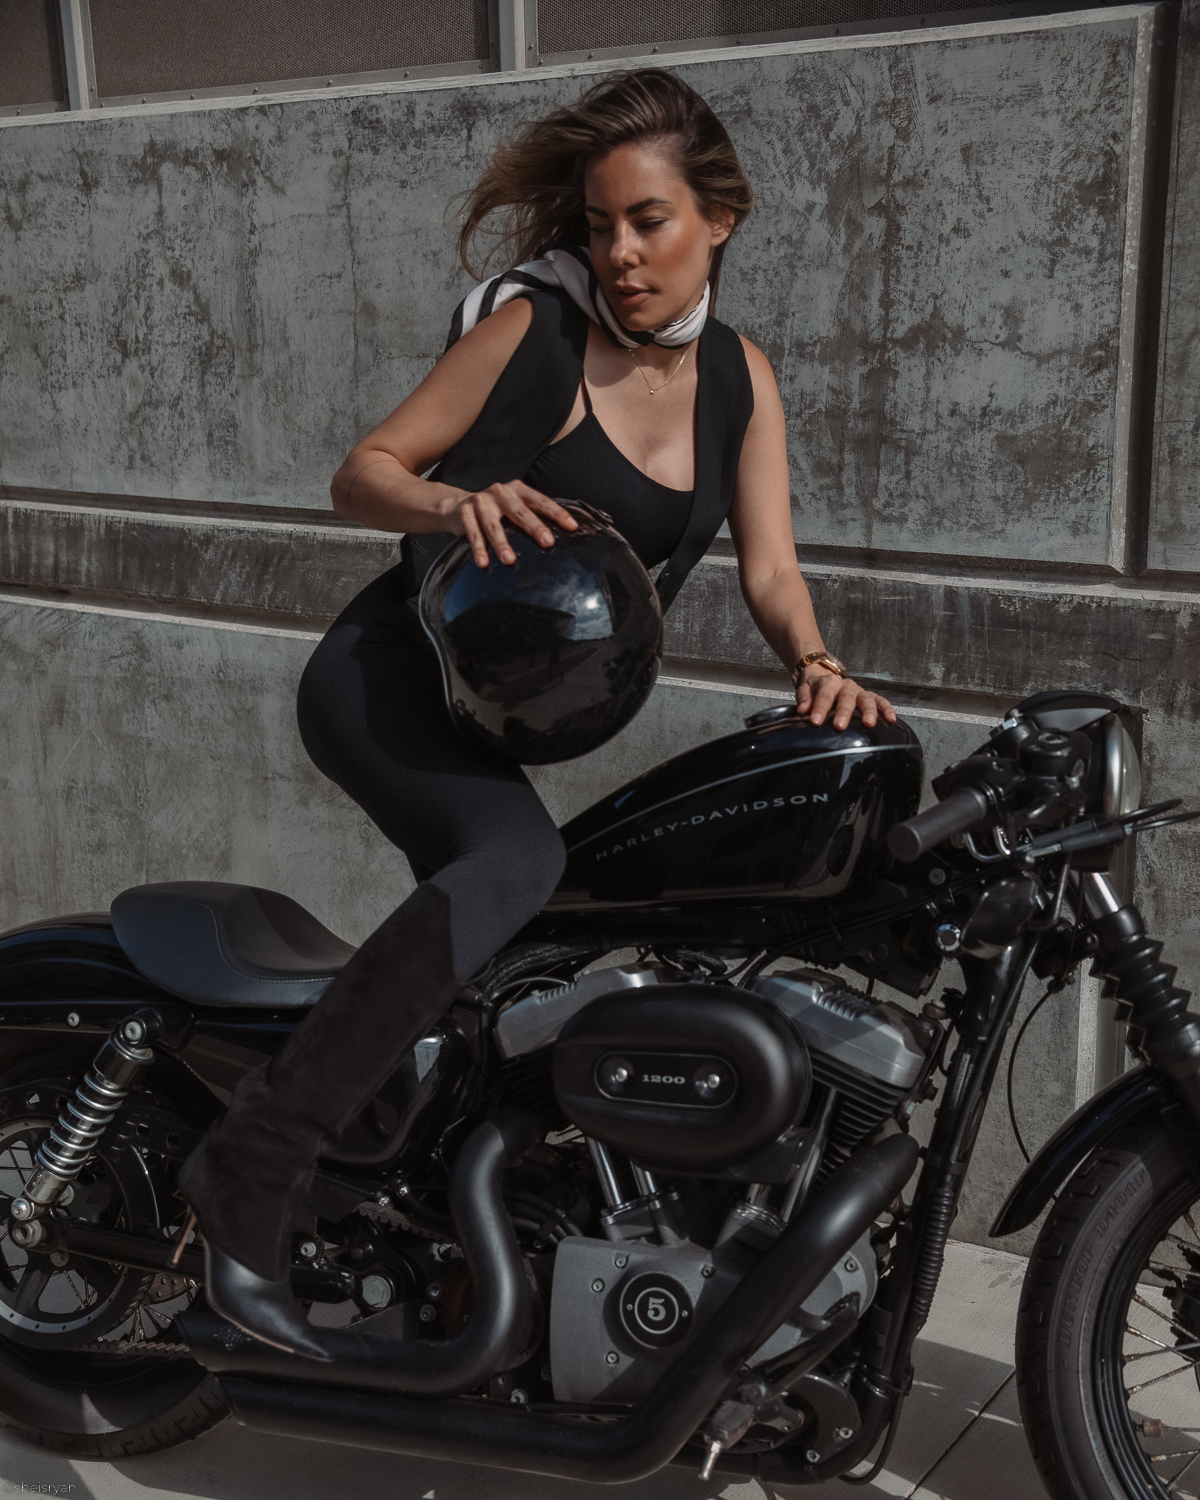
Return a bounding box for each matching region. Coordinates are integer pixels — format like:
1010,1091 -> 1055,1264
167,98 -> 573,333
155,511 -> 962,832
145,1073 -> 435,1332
887,786 -> 991,863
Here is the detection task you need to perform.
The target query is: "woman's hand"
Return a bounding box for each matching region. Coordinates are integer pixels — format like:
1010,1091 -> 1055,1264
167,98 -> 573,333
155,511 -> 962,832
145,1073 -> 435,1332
450,481 -> 578,567
796,667 -> 897,731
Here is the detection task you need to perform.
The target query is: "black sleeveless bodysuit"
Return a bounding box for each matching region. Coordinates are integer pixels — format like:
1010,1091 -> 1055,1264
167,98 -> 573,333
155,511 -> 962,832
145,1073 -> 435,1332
523,382 -> 693,569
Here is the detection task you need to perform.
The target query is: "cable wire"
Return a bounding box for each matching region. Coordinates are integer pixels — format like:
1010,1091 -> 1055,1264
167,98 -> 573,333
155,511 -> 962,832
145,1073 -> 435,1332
1005,983 -> 1060,1163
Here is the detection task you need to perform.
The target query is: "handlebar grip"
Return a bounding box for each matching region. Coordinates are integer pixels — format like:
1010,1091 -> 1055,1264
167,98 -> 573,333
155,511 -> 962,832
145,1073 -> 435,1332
887,786 -> 991,863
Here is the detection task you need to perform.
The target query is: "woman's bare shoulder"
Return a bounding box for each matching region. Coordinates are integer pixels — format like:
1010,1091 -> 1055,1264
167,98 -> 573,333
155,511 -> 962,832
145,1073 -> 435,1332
405,294 -> 537,428
735,334 -> 784,424
439,294 -> 535,374
736,334 -> 779,386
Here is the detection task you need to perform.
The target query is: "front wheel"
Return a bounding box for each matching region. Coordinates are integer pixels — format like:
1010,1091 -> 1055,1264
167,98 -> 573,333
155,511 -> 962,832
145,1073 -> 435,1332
1017,1113 -> 1200,1498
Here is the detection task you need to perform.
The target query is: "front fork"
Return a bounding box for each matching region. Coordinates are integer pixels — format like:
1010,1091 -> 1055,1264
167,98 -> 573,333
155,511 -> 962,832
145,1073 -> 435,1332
8,1011 -> 159,1249
1079,872 -> 1200,1122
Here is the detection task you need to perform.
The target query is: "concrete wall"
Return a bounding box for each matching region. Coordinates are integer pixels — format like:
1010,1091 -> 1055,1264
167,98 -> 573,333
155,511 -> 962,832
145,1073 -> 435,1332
1,3 -> 1197,1248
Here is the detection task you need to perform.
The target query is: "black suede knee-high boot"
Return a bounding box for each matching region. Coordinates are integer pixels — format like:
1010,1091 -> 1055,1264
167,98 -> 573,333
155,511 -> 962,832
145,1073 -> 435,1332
178,882 -> 458,1341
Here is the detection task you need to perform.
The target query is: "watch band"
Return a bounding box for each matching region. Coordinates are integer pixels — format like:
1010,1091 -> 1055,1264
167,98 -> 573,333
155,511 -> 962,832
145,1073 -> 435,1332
791,651 -> 847,688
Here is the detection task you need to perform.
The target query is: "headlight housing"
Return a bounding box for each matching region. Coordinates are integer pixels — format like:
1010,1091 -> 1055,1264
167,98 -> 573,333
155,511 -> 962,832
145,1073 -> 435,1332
1101,714 -> 1142,815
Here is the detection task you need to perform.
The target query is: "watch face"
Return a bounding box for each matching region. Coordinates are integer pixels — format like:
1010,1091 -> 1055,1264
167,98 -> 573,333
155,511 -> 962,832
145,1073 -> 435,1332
823,654 -> 846,675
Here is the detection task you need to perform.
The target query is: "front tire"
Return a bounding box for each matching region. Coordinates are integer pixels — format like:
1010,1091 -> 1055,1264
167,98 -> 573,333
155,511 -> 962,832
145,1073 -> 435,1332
1016,1113 -> 1200,1498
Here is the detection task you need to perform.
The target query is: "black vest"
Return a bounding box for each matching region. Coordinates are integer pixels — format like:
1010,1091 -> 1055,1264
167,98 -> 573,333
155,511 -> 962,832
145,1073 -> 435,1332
398,289 -> 754,612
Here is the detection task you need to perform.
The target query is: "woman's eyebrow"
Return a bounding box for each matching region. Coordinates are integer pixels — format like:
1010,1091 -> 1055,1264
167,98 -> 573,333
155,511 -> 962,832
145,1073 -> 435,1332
584,197 -> 673,217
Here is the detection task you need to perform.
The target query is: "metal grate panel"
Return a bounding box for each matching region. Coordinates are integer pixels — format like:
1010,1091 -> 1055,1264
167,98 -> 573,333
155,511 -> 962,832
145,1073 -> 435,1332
0,0 -> 66,107
89,0 -> 490,101
538,0 -> 993,54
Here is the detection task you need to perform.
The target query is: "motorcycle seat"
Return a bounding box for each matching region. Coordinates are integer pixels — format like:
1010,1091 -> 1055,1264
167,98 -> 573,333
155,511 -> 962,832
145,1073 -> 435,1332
110,882 -> 357,1008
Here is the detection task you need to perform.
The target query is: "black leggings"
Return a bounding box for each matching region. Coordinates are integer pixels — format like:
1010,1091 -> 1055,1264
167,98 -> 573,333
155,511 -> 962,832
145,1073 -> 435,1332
296,565 -> 567,981
179,567 -> 568,1282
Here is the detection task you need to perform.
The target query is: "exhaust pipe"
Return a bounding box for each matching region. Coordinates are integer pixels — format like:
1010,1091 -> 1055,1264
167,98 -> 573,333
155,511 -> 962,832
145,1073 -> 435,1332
180,1112 -> 540,1397
220,1133 -> 919,1484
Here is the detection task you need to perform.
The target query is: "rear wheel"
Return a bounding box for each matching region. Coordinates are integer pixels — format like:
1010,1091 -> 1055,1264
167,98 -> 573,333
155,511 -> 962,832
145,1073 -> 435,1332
1017,1114 -> 1200,1498
0,1051 -> 228,1456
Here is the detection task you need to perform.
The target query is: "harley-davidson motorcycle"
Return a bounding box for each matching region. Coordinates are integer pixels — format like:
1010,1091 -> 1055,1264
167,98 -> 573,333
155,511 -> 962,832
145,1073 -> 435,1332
0,686 -> 1197,1499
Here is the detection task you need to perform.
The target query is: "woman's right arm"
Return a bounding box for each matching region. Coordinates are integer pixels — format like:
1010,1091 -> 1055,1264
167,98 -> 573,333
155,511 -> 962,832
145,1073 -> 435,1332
330,296 -> 576,566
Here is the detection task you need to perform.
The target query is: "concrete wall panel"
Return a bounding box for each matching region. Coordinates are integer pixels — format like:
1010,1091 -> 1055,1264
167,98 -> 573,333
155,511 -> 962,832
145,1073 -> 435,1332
1148,0 -> 1200,572
0,14 -> 1146,565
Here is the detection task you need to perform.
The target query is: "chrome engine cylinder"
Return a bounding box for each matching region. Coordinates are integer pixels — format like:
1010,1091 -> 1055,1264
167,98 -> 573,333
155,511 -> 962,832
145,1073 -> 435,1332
22,1025 -> 155,1206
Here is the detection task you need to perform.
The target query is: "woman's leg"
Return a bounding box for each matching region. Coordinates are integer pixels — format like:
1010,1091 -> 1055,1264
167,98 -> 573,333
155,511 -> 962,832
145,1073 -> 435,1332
178,592 -> 565,1346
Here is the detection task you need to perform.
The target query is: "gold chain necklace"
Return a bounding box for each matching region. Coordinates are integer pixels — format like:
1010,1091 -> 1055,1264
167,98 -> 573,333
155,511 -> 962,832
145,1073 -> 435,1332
628,343 -> 691,395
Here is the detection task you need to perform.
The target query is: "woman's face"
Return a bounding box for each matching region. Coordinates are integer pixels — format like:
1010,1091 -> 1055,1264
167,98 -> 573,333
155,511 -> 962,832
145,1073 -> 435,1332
583,140 -> 731,333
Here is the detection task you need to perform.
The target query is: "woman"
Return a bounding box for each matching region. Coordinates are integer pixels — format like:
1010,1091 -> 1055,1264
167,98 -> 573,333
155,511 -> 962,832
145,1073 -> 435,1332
178,67 -> 896,1359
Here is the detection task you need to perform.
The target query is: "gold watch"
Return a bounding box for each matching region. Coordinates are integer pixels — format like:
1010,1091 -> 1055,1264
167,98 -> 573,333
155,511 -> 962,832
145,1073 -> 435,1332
791,651 -> 847,689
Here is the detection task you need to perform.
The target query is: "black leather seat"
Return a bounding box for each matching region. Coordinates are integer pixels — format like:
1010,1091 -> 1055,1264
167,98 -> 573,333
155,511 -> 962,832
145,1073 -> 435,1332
110,882 -> 358,1008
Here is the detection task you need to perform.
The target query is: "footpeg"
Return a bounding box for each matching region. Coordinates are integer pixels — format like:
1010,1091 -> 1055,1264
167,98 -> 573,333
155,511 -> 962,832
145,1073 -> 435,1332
697,1399 -> 757,1479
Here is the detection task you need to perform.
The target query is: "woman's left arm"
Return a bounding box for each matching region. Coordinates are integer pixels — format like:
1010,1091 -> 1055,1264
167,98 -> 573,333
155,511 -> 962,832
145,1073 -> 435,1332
726,339 -> 897,732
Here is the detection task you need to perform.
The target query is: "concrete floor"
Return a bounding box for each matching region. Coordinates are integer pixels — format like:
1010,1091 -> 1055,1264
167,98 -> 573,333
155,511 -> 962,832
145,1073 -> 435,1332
0,1240 -> 1043,1500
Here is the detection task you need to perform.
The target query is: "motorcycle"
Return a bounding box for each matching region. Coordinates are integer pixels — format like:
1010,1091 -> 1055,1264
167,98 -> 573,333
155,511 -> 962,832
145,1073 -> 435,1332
0,686 -> 1195,1499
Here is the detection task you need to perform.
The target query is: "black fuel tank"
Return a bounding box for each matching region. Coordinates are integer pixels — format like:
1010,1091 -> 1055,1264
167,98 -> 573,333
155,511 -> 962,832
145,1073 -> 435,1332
548,709 -> 922,911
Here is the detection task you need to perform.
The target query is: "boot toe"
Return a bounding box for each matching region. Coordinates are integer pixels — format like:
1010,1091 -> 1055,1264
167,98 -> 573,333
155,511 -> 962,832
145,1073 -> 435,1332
204,1242 -> 333,1362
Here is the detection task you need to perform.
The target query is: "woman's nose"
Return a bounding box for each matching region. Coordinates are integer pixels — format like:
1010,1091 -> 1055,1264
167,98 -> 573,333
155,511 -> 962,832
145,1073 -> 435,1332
609,222 -> 638,266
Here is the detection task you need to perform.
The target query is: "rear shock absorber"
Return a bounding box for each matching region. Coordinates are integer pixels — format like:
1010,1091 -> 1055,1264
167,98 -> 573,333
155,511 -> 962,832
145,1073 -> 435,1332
1081,874 -> 1200,1120
10,1012 -> 159,1230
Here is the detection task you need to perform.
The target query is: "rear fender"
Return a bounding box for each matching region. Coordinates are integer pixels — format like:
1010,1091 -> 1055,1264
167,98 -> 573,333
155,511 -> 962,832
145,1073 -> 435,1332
990,1065 -> 1171,1237
0,912 -> 144,993
0,912 -> 195,1048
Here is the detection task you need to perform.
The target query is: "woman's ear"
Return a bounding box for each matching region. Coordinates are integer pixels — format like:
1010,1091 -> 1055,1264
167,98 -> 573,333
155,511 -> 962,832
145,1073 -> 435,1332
707,207 -> 735,247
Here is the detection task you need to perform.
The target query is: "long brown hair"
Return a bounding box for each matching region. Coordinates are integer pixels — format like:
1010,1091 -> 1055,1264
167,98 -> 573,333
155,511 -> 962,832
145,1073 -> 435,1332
457,68 -> 754,308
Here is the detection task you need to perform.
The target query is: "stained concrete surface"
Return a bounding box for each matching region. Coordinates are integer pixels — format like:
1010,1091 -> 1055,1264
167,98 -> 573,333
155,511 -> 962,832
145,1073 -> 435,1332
0,13 -> 1148,566
1149,0 -> 1200,573
0,1240 -> 1043,1500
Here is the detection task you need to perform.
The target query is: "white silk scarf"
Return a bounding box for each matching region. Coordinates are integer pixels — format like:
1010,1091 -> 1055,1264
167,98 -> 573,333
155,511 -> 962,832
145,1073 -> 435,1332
448,243 -> 709,351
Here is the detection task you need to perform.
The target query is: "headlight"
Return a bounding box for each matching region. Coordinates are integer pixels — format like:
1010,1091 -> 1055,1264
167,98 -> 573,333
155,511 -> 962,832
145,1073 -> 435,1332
1101,714 -> 1142,815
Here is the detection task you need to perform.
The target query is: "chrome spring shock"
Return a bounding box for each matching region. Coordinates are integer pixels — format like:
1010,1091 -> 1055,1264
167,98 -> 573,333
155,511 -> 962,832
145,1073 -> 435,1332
11,1014 -> 157,1223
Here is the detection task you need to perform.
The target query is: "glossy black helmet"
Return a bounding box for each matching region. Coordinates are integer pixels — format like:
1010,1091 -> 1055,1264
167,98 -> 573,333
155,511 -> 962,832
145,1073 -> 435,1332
420,502 -> 663,765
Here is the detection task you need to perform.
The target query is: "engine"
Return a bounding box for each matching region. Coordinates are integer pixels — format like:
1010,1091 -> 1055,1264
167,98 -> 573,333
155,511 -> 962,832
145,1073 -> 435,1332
492,963 -> 939,1405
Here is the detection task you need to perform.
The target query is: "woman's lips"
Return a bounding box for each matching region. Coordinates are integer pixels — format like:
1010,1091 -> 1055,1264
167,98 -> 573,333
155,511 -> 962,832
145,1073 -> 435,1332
613,285 -> 651,308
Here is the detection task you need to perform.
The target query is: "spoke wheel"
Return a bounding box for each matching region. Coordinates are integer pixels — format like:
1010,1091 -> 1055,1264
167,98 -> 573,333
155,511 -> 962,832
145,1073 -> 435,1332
1094,1160 -> 1200,1495
1017,1112 -> 1200,1499
0,1067 -> 227,1456
0,1101 -> 151,1347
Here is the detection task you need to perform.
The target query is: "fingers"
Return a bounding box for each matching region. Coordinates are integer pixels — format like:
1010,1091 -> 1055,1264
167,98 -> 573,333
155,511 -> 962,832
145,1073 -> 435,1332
479,497 -> 518,565
457,503 -> 492,569
458,484 -> 579,567
855,689 -> 897,727
806,672 -> 843,727
803,675 -> 899,731
523,490 -> 579,532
